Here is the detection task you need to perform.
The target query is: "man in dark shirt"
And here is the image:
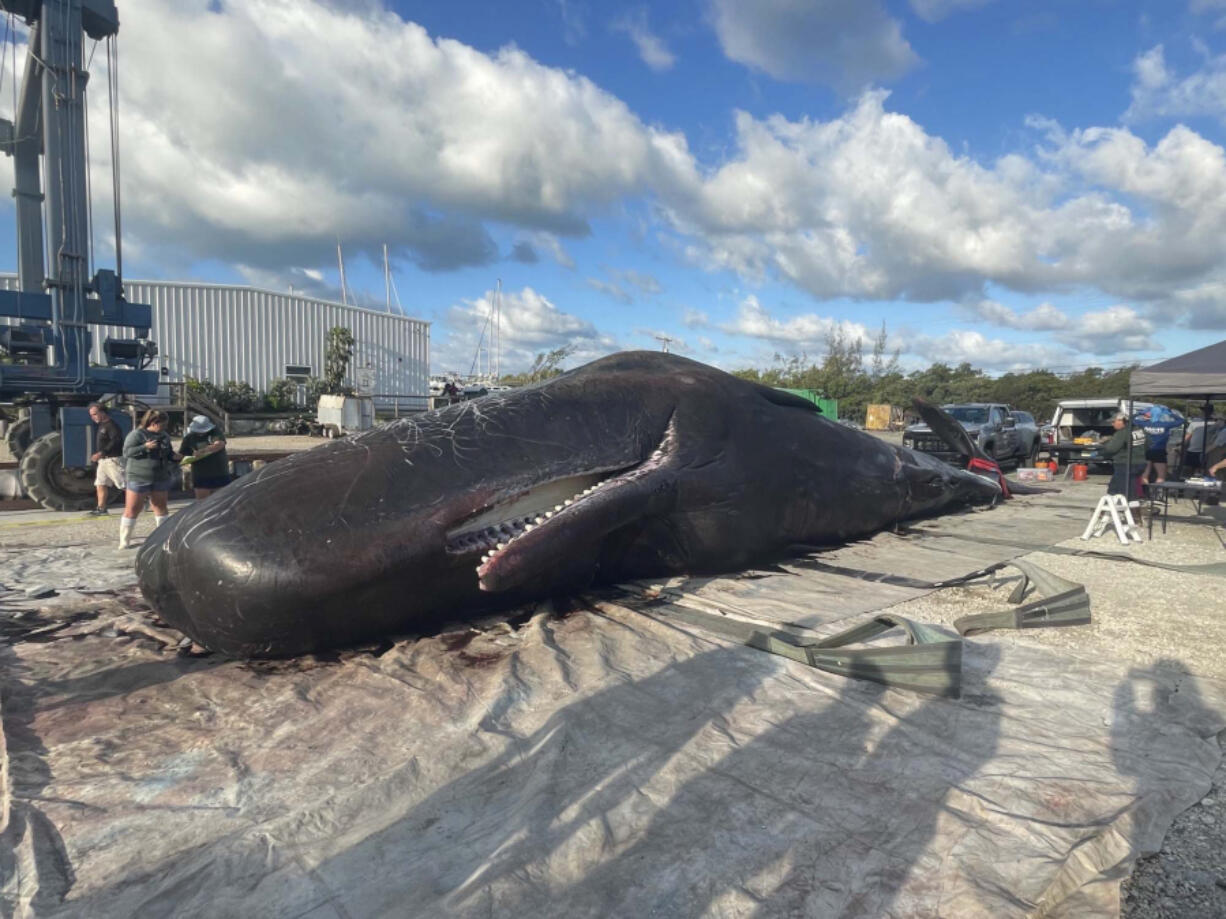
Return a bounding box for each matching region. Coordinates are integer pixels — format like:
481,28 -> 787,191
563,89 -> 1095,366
1098,412 -> 1147,497
88,402 -> 125,516
179,414 -> 230,499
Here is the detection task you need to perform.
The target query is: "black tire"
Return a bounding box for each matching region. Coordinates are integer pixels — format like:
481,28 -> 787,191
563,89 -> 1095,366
1018,440 -> 1039,467
19,432 -> 97,511
5,417 -> 32,461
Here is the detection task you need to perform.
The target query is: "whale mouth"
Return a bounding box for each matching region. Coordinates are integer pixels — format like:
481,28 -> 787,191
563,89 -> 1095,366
446,414 -> 682,593
443,470 -> 623,558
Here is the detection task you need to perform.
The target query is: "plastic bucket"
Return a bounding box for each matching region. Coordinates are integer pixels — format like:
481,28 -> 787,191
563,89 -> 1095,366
1048,460 -> 1059,474
1072,464 -> 1089,481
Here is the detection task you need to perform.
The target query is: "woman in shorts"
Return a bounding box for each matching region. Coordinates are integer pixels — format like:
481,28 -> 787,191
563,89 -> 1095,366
119,410 -> 181,549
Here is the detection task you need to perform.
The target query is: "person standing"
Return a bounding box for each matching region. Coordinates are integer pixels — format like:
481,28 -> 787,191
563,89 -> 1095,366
87,402 -> 125,516
1184,417 -> 1223,473
119,410 -> 180,549
1136,406 -> 1183,484
1098,412 -> 1147,498
179,415 -> 230,499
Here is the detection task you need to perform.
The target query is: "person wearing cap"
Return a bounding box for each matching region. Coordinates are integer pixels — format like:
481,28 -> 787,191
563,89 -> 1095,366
179,415 -> 230,499
1098,411 -> 1147,497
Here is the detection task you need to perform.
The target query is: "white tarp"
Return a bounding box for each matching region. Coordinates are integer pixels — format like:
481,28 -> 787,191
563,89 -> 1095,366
1,488 -> 1223,918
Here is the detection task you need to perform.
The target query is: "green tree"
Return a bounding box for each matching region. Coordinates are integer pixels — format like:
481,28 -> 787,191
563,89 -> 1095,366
324,326 -> 356,395
499,344 -> 577,386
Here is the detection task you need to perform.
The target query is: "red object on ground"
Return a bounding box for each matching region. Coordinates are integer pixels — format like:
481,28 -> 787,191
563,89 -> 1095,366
1072,464 -> 1089,481
967,456 -> 1010,498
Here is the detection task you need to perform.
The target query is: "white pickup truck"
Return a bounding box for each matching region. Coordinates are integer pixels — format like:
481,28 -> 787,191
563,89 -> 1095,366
1040,398 -> 1153,469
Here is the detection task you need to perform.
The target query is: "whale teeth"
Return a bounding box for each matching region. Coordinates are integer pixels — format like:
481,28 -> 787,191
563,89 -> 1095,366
545,511 -> 553,518
525,524 -> 535,532
496,542 -> 505,550
554,504 -> 563,511
564,499 -> 573,506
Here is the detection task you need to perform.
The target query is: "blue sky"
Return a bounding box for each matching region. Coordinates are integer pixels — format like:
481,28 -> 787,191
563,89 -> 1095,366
4,0 -> 1226,376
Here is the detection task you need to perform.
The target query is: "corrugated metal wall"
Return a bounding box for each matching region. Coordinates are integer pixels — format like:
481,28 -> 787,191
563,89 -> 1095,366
2,277 -> 431,409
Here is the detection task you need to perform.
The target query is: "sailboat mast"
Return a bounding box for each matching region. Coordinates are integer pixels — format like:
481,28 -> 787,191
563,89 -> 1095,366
494,278 -> 502,380
383,243 -> 391,313
336,238 -> 349,306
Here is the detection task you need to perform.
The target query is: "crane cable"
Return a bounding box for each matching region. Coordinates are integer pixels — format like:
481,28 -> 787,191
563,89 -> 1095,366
106,33 -> 122,287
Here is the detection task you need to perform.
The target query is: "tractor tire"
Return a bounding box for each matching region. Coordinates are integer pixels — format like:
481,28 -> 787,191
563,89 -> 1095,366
19,432 -> 97,512
5,417 -> 31,461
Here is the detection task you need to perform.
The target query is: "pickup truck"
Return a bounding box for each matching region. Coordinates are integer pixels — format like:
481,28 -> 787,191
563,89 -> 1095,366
1040,398 -> 1154,470
902,403 -> 1031,465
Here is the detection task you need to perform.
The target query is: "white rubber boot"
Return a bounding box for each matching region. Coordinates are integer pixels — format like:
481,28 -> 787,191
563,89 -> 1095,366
154,515 -> 169,529
118,516 -> 136,549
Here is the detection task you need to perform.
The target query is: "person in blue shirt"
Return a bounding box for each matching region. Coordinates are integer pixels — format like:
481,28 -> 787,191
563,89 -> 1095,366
1135,405 -> 1184,483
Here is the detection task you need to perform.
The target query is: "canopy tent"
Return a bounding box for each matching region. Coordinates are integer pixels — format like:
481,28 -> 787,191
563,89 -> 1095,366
1130,339 -> 1226,399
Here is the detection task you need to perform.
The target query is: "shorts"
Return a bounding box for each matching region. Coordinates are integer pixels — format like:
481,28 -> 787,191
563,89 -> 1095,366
1144,447 -> 1168,463
127,478 -> 176,495
193,474 -> 231,490
94,456 -> 125,489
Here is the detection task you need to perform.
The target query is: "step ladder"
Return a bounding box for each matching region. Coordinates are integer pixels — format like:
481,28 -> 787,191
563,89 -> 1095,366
1080,494 -> 1143,544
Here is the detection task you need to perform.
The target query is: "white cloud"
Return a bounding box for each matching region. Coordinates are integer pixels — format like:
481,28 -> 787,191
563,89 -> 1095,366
707,0 -> 918,92
1056,305 -> 1156,354
909,0 -> 994,23
964,299 -> 1070,330
906,330 -> 1072,371
612,9 -> 675,72
613,268 -> 662,295
658,91 -> 1226,329
682,308 -> 710,328
555,0 -> 587,45
78,0 -> 693,276
586,267 -> 661,302
434,286 -> 619,373
1152,280 -> 1226,328
586,277 -> 633,303
718,295 -> 873,350
1124,45 -> 1226,123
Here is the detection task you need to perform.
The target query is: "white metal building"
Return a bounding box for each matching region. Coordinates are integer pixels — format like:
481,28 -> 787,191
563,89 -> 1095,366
2,277 -> 431,410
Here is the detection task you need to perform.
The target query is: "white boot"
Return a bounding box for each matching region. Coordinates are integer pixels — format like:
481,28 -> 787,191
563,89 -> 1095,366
154,515 -> 169,529
118,516 -> 136,549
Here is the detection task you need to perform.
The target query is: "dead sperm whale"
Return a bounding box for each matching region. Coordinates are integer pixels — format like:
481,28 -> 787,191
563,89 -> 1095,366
136,351 -> 1002,657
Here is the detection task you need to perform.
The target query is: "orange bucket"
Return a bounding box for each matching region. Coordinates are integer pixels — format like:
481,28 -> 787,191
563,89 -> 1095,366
1072,464 -> 1089,481
1048,460 -> 1059,474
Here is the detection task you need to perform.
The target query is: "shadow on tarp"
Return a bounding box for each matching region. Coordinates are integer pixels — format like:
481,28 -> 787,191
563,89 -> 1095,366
0,640 -> 77,913
0,614 -> 227,914
289,644 -> 1003,917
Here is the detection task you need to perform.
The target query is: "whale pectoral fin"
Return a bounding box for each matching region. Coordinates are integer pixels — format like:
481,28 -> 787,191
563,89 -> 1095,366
912,398 -> 984,462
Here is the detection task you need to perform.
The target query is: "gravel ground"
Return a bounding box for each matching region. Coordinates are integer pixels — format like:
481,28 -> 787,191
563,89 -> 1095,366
1121,734 -> 1226,918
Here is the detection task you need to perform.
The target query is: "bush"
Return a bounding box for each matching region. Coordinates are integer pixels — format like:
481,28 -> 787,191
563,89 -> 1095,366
265,377 -> 300,411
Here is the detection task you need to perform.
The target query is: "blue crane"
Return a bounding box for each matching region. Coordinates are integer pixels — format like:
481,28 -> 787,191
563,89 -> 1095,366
0,0 -> 158,509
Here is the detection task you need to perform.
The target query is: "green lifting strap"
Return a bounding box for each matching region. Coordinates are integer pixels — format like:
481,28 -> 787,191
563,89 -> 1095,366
639,601 -> 963,698
954,559 -> 1092,635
